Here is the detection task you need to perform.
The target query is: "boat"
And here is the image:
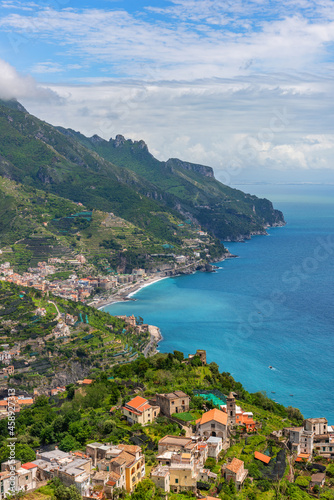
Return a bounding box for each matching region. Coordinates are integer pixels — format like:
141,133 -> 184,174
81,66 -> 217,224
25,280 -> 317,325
289,394 -> 294,397
271,391 -> 276,394
269,366 -> 273,369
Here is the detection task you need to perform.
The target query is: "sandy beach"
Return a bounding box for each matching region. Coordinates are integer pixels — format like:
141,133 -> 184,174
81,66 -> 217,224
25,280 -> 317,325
90,274 -> 169,310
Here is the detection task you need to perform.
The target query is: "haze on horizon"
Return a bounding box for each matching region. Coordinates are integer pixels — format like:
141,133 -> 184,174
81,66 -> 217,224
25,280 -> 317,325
0,0 -> 333,185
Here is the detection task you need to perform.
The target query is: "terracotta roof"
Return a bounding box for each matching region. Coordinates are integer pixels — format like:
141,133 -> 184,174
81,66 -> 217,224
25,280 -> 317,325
107,480 -> 116,487
22,462 -> 37,470
109,471 -> 121,481
311,473 -> 326,482
82,379 -> 93,384
254,452 -> 271,464
118,444 -> 141,455
122,406 -> 142,416
118,451 -> 136,467
295,453 -> 311,462
110,456 -> 127,466
226,458 -> 244,473
126,396 -> 149,410
197,408 -> 228,427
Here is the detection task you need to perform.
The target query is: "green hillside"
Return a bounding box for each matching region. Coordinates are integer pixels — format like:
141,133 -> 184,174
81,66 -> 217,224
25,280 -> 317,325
59,129 -> 285,239
0,177 -> 219,273
0,99 -> 284,245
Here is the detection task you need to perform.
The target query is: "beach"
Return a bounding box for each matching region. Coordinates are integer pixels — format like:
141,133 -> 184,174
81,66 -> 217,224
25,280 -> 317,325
89,274 -> 169,310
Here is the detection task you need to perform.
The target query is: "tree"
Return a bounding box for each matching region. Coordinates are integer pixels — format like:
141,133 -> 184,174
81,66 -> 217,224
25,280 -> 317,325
190,355 -> 202,367
59,434 -> 80,452
173,350 -> 184,362
327,464 -> 334,477
33,395 -> 49,407
51,481 -> 82,500
0,443 -> 35,463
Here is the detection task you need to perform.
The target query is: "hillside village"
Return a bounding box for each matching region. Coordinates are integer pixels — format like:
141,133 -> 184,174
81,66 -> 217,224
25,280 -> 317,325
0,350 -> 333,500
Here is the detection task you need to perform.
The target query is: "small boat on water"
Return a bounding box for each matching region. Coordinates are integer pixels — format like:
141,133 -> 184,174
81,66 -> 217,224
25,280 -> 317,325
269,366 -> 273,369
289,394 -> 294,396
271,391 -> 276,394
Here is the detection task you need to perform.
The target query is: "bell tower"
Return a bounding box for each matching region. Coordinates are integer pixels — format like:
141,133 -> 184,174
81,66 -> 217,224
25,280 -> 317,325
226,392 -> 236,427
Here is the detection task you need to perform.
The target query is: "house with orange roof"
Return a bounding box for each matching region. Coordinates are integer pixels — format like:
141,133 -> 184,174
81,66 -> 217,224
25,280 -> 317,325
235,412 -> 256,432
222,458 -> 248,490
295,453 -> 311,463
254,451 -> 271,464
196,409 -> 228,441
122,396 -> 160,426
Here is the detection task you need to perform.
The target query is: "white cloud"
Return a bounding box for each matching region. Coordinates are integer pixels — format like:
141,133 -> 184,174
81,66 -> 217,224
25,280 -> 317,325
0,1 -> 333,182
1,6 -> 334,80
17,76 -> 334,185
0,58 -> 60,100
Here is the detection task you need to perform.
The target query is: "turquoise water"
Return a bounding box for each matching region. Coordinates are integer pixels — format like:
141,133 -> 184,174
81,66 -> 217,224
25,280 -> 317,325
104,185 -> 334,422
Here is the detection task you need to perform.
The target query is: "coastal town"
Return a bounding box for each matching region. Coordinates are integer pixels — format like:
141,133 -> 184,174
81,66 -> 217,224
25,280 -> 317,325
0,349 -> 333,500
0,258 -> 152,305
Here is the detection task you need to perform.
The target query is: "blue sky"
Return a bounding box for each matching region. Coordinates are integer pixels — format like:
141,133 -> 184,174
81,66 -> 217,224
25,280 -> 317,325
0,0 -> 334,183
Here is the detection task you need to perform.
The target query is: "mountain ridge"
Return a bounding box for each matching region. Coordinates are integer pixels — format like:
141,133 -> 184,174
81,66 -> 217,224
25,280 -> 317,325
0,99 -> 284,243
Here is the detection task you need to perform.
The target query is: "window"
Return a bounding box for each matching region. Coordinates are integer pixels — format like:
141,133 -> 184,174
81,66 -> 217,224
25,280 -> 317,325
172,401 -> 174,405
182,400 -> 185,404
175,479 -> 178,484
211,424 -> 215,429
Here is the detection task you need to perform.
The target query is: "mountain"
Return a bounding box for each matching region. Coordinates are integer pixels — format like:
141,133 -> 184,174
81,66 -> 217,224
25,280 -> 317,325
0,100 -> 284,245
59,129 -> 285,240
0,176 -> 222,274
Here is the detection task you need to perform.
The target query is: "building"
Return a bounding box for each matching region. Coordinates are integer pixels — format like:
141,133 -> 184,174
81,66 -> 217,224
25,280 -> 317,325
122,396 -> 160,426
206,436 -> 223,461
109,444 -> 145,492
313,434 -> 334,459
221,398 -> 256,432
196,409 -> 228,440
158,436 -> 195,455
226,392 -> 236,427
168,453 -> 198,493
150,466 -> 170,492
304,418 -> 328,436
287,427 -> 314,456
223,458 -> 248,490
155,391 -> 190,416
32,449 -> 91,495
86,443 -> 114,467
188,349 -> 207,365
152,435 -> 211,494
310,473 -> 326,488
0,460 -> 37,497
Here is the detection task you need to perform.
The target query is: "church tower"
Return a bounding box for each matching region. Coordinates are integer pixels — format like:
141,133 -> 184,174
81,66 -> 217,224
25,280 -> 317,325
226,391 -> 236,427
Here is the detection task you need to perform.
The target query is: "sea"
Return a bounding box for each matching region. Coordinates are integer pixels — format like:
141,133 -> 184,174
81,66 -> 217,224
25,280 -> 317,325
104,184 -> 334,423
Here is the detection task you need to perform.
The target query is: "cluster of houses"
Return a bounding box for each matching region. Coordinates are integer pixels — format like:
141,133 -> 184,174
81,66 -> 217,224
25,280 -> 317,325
120,391 -> 252,493
0,260 -> 147,303
0,394 -> 34,417
284,417 -> 334,461
0,444 -> 145,500
0,380 -> 333,498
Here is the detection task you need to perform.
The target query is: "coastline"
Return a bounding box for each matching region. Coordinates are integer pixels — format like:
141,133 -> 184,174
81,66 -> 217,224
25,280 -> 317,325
92,252 -> 236,311
91,274 -> 168,310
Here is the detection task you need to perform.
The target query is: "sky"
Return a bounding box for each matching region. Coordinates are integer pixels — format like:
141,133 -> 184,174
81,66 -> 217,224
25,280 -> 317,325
0,0 -> 334,184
